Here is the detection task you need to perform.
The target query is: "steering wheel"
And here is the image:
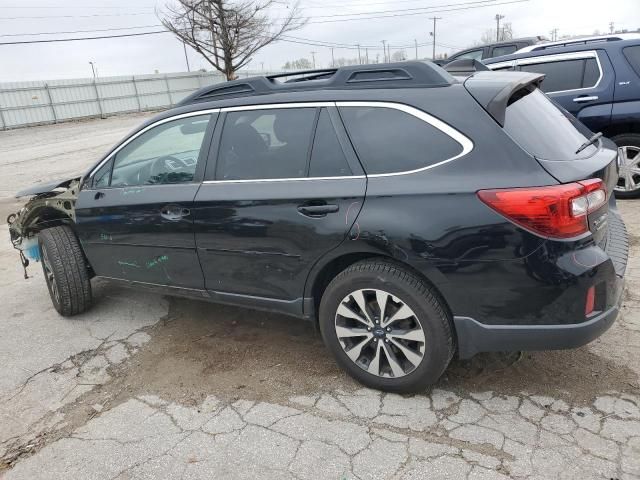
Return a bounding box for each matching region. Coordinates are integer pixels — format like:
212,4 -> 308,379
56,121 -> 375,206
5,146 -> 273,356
136,155 -> 188,184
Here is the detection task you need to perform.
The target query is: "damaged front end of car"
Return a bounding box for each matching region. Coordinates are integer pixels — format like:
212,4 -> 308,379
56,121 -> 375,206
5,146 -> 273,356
7,178 -> 81,278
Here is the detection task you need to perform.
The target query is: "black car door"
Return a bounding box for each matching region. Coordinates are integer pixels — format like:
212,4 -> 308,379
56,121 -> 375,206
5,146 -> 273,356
75,112 -> 217,289
193,105 -> 365,312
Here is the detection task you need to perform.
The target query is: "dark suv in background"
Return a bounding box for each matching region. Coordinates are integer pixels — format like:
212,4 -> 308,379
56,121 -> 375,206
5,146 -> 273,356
8,62 -> 628,392
484,34 -> 640,197
436,36 -> 548,65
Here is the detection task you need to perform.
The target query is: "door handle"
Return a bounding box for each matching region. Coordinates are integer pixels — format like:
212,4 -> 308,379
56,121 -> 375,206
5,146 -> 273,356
94,191 -> 105,200
160,204 -> 190,221
573,95 -> 599,103
297,204 -> 339,217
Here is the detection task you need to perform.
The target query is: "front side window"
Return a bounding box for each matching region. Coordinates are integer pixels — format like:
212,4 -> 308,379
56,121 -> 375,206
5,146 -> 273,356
215,108 -> 316,180
110,114 -> 211,187
453,49 -> 484,61
518,57 -> 600,92
339,106 -> 463,175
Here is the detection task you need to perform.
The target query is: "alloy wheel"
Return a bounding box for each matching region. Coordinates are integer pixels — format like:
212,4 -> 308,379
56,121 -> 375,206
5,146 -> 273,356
41,246 -> 60,304
615,145 -> 640,193
334,289 -> 426,378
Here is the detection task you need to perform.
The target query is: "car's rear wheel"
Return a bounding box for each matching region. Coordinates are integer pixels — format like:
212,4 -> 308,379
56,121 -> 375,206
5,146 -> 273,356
319,260 -> 454,392
39,226 -> 92,316
611,133 -> 640,199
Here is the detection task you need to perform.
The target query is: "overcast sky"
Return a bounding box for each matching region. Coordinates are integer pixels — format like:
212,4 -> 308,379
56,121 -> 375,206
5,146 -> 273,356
0,0 -> 638,82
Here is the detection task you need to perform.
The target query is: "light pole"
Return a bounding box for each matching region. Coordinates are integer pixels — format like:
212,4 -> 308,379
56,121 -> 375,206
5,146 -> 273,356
182,42 -> 190,72
89,61 -> 97,79
495,14 -> 505,41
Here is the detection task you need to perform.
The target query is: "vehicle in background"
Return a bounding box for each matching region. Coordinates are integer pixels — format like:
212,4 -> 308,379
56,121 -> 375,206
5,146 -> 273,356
484,33 -> 640,198
433,36 -> 548,66
7,62 -> 627,392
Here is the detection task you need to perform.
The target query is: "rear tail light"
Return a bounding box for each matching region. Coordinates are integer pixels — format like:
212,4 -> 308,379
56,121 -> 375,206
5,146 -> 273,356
477,179 -> 606,239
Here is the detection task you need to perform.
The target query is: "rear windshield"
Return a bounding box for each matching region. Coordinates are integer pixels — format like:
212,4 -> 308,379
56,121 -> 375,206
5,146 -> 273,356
503,87 -> 597,160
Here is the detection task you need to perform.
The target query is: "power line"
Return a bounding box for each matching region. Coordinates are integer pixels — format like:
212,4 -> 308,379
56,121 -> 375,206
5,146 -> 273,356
299,0 -> 530,25
0,12 -> 153,20
0,30 -> 167,46
0,25 -> 163,37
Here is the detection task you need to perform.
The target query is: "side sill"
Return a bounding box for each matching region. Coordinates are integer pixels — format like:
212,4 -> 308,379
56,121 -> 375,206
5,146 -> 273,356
96,277 -> 309,320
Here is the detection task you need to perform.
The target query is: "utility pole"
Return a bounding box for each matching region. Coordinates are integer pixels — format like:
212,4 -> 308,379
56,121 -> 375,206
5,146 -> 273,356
310,51 -> 316,68
365,48 -> 369,63
381,40 -> 387,62
330,47 -> 335,67
182,42 -> 190,72
357,44 -> 361,64
429,17 -> 441,60
495,14 -> 505,41
549,28 -> 559,41
415,39 -> 418,60
609,21 -> 615,34
89,61 -> 97,79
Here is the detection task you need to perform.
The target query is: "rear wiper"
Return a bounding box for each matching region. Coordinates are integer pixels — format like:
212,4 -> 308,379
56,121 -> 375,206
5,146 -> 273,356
575,132 -> 603,154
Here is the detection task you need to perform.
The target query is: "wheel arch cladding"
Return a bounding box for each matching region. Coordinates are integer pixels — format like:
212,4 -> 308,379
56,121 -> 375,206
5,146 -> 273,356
307,252 -> 455,327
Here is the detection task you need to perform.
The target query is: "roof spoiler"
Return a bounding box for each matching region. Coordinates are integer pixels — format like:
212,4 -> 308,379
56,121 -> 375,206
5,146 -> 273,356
463,71 -> 545,127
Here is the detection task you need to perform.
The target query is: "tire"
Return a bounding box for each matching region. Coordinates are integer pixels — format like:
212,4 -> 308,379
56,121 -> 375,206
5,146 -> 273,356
38,226 -> 92,316
319,260 -> 454,393
611,133 -> 640,199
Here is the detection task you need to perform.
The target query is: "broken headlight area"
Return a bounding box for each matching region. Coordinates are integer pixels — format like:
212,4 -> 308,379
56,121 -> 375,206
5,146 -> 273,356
8,178 -> 81,278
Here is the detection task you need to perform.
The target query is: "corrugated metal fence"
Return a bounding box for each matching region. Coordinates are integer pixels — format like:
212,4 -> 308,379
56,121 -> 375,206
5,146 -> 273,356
0,70 -> 273,130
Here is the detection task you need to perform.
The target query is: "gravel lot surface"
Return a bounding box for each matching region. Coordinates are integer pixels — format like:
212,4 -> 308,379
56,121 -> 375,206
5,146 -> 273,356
0,115 -> 639,479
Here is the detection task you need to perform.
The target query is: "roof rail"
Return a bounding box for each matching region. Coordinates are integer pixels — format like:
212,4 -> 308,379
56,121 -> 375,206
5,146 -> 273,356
516,33 -> 640,53
177,61 -> 455,106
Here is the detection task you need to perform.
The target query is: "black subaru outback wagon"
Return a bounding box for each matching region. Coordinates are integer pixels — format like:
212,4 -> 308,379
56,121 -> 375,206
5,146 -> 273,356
8,62 -> 628,392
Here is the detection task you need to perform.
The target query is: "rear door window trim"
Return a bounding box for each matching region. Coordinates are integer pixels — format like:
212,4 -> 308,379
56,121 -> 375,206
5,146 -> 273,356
488,51 -> 604,93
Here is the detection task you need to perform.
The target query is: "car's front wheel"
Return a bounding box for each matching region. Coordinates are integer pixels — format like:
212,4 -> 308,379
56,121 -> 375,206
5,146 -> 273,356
612,133 -> 640,199
319,260 -> 454,393
39,226 -> 92,316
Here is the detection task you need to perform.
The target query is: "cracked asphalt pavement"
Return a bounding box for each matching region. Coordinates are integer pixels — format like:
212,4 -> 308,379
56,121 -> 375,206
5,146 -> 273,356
1,115 -> 639,479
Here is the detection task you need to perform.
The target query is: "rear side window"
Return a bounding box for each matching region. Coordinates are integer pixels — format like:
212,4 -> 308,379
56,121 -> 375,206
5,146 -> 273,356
491,45 -> 517,58
309,109 -> 352,177
215,108 -> 316,180
504,88 -> 597,160
339,106 -> 463,175
623,45 -> 640,76
518,57 -> 600,92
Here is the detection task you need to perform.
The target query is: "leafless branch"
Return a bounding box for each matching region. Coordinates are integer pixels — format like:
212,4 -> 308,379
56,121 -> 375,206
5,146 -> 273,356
160,0 -> 306,80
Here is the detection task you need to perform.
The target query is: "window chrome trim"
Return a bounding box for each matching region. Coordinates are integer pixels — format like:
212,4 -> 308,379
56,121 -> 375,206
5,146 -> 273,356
202,101 -> 473,184
488,51 -> 603,95
88,108 -> 220,178
90,101 -> 474,185
335,101 -> 474,178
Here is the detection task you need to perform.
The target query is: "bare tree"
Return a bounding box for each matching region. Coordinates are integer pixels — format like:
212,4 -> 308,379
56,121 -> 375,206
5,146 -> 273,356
480,22 -> 514,44
161,0 -> 306,80
391,49 -> 407,62
282,57 -> 313,70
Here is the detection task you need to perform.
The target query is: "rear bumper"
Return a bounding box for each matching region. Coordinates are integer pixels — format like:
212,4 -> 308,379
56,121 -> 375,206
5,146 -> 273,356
454,278 -> 623,359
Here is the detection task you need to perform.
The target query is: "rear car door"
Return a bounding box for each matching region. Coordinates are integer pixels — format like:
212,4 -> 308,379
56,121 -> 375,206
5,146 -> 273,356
75,112 -> 217,289
515,51 -> 615,131
193,104 -> 365,312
